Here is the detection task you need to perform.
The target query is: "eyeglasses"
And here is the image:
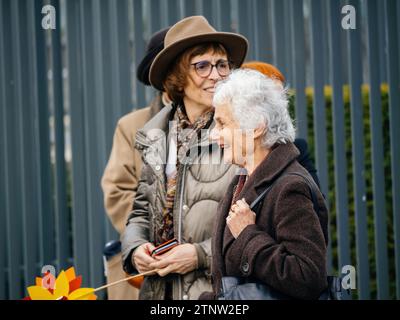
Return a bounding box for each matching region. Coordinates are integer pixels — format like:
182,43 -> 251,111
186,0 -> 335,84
190,59 -> 232,78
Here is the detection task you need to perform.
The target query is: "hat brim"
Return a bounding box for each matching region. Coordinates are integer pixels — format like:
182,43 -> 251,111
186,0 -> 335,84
149,32 -> 248,91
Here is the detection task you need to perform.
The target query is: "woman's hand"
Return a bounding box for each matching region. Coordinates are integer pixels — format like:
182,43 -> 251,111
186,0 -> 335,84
226,198 -> 256,238
133,242 -> 157,274
149,243 -> 198,277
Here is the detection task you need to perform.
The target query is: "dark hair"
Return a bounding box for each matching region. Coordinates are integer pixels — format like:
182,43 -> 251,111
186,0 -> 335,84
163,42 -> 228,105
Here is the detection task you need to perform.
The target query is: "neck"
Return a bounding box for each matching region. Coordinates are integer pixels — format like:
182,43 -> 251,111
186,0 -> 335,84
243,143 -> 271,176
161,92 -> 171,106
182,98 -> 211,124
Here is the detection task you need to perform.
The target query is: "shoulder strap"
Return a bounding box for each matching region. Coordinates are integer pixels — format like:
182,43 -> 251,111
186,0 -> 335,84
249,172 -> 321,216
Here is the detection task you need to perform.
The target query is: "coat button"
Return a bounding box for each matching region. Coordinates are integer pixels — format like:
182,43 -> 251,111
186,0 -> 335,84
182,294 -> 188,300
242,262 -> 250,273
155,165 -> 161,171
182,204 -> 189,211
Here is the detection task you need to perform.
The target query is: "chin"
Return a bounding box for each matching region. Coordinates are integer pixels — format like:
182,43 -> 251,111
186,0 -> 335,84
203,95 -> 213,106
222,150 -> 234,164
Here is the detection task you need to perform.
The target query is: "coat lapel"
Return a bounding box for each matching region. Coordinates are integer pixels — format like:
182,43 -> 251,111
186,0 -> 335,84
218,143 -> 301,265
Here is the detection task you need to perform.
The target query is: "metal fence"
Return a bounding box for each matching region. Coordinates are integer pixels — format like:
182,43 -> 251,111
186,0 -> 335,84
0,0 -> 399,300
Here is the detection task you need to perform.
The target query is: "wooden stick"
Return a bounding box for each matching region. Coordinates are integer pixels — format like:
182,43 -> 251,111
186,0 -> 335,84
72,270 -> 157,300
93,270 -> 156,293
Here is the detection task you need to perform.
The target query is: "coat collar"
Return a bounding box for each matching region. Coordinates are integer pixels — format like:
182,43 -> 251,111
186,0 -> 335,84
135,103 -> 217,152
137,103 -> 173,141
250,142 -> 300,189
218,142 -> 300,256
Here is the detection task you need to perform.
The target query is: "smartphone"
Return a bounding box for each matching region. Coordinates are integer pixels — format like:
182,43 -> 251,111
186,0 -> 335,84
151,238 -> 179,257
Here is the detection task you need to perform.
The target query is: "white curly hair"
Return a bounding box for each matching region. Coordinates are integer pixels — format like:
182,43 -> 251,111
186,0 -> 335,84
213,68 -> 295,148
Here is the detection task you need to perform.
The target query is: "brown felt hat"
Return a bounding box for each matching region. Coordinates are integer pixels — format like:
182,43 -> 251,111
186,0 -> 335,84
149,15 -> 248,91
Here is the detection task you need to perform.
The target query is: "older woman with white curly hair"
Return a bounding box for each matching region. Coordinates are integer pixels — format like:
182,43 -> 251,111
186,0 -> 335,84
200,69 -> 329,300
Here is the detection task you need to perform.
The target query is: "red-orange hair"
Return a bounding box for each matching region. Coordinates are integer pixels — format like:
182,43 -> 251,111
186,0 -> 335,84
241,61 -> 285,84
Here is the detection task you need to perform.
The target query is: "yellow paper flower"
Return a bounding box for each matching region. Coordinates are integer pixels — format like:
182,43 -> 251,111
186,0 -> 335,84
27,268 -> 97,300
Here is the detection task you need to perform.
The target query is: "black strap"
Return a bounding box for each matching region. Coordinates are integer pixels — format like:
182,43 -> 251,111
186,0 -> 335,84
249,172 -> 321,216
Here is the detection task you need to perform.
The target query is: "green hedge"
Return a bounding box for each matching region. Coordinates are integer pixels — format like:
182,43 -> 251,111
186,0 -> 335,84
289,84 -> 395,299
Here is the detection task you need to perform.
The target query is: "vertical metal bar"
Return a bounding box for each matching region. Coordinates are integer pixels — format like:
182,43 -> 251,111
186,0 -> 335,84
94,0 -> 110,245
22,0 -> 46,291
320,0 -> 330,86
290,0 -> 307,139
98,0 -> 113,154
150,0 -> 161,33
309,0 -> 329,200
33,0 -> 54,274
65,0 -> 90,282
101,0 -> 123,243
49,0 -> 70,271
377,2 -> 387,83
255,0 -> 272,63
282,0 -> 292,84
214,0 -> 221,30
167,0 -> 179,25
17,0 -> 31,290
347,0 -> 368,299
340,4 -> 349,85
92,1 -> 107,168
5,0 -> 24,299
115,1 -> 132,119
184,0 -> 198,16
385,0 -> 400,300
0,0 -> 8,299
201,0 -> 214,26
250,0 -> 259,60
79,0 -> 106,291
107,0 -> 123,118
216,0 -> 232,32
366,0 -> 389,299
238,0 -> 254,60
271,0 -> 286,76
104,0 -> 131,244
132,0 -> 146,108
328,0 -> 361,295
398,0 -> 400,60
106,0 -> 126,241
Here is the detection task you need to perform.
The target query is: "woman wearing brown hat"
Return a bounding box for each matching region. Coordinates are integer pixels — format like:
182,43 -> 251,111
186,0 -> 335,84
121,16 -> 248,300
101,27 -> 170,299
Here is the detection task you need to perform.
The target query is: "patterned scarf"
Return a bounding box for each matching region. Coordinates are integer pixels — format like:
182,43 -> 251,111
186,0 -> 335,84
231,174 -> 248,206
157,105 -> 214,245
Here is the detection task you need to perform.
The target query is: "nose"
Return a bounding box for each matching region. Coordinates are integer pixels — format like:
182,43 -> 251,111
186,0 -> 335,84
210,127 -> 220,142
208,65 -> 221,80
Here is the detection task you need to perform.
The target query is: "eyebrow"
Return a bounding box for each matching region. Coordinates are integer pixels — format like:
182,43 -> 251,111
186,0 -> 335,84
192,58 -> 228,64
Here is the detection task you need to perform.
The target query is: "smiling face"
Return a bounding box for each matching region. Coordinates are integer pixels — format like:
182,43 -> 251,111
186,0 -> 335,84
211,102 -> 254,166
183,51 -> 229,113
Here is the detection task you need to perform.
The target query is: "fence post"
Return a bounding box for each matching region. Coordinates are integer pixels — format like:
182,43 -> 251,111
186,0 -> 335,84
366,0 -> 389,300
385,0 -> 400,300
347,0 -> 369,299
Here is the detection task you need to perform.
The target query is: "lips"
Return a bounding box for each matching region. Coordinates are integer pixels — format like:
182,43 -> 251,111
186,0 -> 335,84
204,87 -> 215,93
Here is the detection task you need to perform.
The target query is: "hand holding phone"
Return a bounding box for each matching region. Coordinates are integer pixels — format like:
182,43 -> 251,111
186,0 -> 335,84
151,238 -> 179,257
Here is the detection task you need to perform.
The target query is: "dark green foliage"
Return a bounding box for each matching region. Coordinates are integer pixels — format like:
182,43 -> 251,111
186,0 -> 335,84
289,85 -> 395,299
